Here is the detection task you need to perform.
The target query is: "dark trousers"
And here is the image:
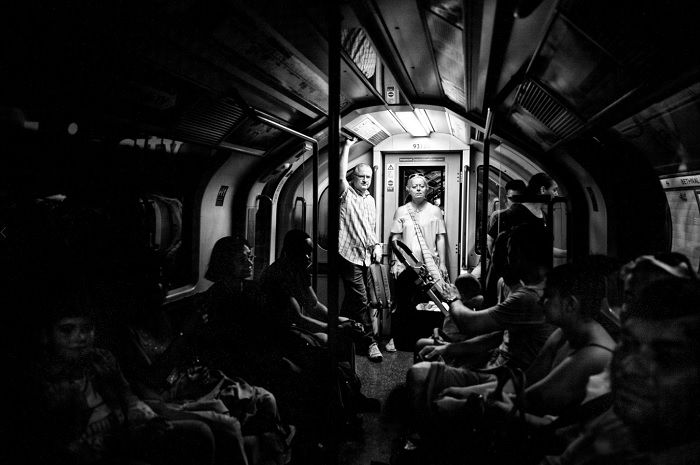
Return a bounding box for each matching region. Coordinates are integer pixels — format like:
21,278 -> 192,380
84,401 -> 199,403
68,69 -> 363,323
393,270 -> 444,351
338,255 -> 377,350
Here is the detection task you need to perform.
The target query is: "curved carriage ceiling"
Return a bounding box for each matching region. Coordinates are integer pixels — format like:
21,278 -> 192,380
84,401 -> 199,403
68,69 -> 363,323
3,0 -> 699,159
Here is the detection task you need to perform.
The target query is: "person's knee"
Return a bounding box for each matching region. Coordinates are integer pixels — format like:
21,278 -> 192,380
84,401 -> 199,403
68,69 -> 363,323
255,387 -> 279,416
407,362 -> 431,387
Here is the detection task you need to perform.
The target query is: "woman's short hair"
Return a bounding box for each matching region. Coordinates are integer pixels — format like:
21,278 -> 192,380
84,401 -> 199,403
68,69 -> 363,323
205,235 -> 250,282
282,229 -> 311,255
405,172 -> 428,187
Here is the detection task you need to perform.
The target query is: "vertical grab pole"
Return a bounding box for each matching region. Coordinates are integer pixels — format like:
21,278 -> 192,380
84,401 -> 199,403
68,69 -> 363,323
327,0 -> 341,462
312,142 -> 319,288
480,108 -> 494,292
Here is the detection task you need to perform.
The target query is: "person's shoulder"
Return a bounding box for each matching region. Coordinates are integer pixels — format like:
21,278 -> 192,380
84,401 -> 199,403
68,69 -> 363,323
394,204 -> 409,216
427,203 -> 443,214
258,262 -> 277,281
506,283 -> 544,303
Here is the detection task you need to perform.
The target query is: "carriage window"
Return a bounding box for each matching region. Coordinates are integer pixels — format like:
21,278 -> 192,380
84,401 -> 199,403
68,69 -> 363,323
662,186 -> 700,271
254,195 -> 273,277
474,166 -> 513,256
551,198 -> 569,267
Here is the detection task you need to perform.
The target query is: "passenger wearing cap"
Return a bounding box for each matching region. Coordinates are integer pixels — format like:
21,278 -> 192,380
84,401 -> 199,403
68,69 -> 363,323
542,252 -> 699,465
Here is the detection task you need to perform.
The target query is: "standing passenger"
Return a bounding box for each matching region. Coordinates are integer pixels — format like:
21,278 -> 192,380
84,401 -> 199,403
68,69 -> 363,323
390,172 -> 448,350
484,173 -> 559,306
338,137 -> 384,362
486,179 -> 527,254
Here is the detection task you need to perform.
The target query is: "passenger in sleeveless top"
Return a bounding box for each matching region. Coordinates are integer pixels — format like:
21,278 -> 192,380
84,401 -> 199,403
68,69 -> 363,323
542,253 -> 698,465
390,173 -> 448,350
438,262 -> 615,418
410,262 -> 615,465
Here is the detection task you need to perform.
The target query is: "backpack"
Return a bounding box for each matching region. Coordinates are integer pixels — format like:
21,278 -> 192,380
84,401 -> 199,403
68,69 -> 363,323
367,263 -> 392,336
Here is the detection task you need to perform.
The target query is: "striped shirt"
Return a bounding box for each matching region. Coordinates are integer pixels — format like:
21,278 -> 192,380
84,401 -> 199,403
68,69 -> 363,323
339,186 -> 378,266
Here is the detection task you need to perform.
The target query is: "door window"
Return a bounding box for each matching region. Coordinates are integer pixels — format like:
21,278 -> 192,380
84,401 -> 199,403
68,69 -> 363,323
398,166 -> 446,213
474,166 -> 513,256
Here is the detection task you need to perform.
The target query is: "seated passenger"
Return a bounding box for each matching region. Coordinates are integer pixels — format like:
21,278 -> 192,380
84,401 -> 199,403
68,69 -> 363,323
413,272 -> 486,362
580,252 -> 695,405
258,229 -> 371,354
200,235 -> 289,386
22,287 -> 215,465
407,224 -> 555,412
258,229 -> 380,428
117,278 -> 294,465
545,278 -> 700,465
402,224 -> 555,449
406,262 -> 614,465
542,253 -> 698,465
441,262 -> 616,417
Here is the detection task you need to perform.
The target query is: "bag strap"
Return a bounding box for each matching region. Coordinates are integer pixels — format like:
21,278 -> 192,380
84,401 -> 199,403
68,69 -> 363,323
406,206 -> 445,283
406,206 -> 439,274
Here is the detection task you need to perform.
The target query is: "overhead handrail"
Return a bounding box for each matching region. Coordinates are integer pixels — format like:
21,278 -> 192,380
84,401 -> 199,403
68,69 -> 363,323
251,109 -> 320,288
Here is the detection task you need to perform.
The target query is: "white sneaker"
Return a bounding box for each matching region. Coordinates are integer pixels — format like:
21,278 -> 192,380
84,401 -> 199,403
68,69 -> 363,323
368,342 -> 383,362
385,338 -> 396,352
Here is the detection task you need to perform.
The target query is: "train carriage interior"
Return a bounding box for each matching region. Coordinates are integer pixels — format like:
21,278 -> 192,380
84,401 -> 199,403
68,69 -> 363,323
2,0 -> 700,464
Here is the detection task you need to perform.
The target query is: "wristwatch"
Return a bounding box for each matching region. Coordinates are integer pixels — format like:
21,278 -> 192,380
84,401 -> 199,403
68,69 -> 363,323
446,296 -> 461,305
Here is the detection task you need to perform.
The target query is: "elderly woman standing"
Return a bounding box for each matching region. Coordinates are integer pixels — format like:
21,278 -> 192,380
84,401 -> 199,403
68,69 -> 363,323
390,173 -> 448,350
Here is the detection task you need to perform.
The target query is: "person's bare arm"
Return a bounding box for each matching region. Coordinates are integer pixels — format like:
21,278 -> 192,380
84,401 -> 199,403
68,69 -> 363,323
287,295 -> 327,333
390,232 -> 404,278
447,300 -> 502,338
525,346 -> 614,416
436,233 -> 448,277
418,331 -> 502,361
339,137 -> 356,196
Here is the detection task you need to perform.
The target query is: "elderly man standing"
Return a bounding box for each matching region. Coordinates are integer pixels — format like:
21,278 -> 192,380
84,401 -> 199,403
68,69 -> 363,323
339,137 -> 384,362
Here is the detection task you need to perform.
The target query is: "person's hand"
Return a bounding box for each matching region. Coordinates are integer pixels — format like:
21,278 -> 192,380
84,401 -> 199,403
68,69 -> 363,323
418,343 -> 448,361
439,263 -> 448,280
391,261 -> 405,279
338,319 -> 365,338
344,136 -> 357,148
372,244 -> 382,263
438,281 -> 461,303
135,416 -> 174,441
489,392 -> 515,413
127,400 -> 158,425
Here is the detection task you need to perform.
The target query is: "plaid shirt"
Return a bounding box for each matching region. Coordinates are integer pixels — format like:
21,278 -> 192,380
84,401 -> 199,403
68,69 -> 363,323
339,186 -> 378,266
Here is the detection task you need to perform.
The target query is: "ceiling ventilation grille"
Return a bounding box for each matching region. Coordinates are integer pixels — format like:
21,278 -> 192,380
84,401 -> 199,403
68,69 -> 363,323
515,80 -> 584,140
347,114 -> 390,146
175,98 -> 245,146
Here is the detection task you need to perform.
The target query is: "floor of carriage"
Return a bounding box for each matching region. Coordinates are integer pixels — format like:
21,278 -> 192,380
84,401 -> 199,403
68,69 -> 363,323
338,347 -> 414,465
